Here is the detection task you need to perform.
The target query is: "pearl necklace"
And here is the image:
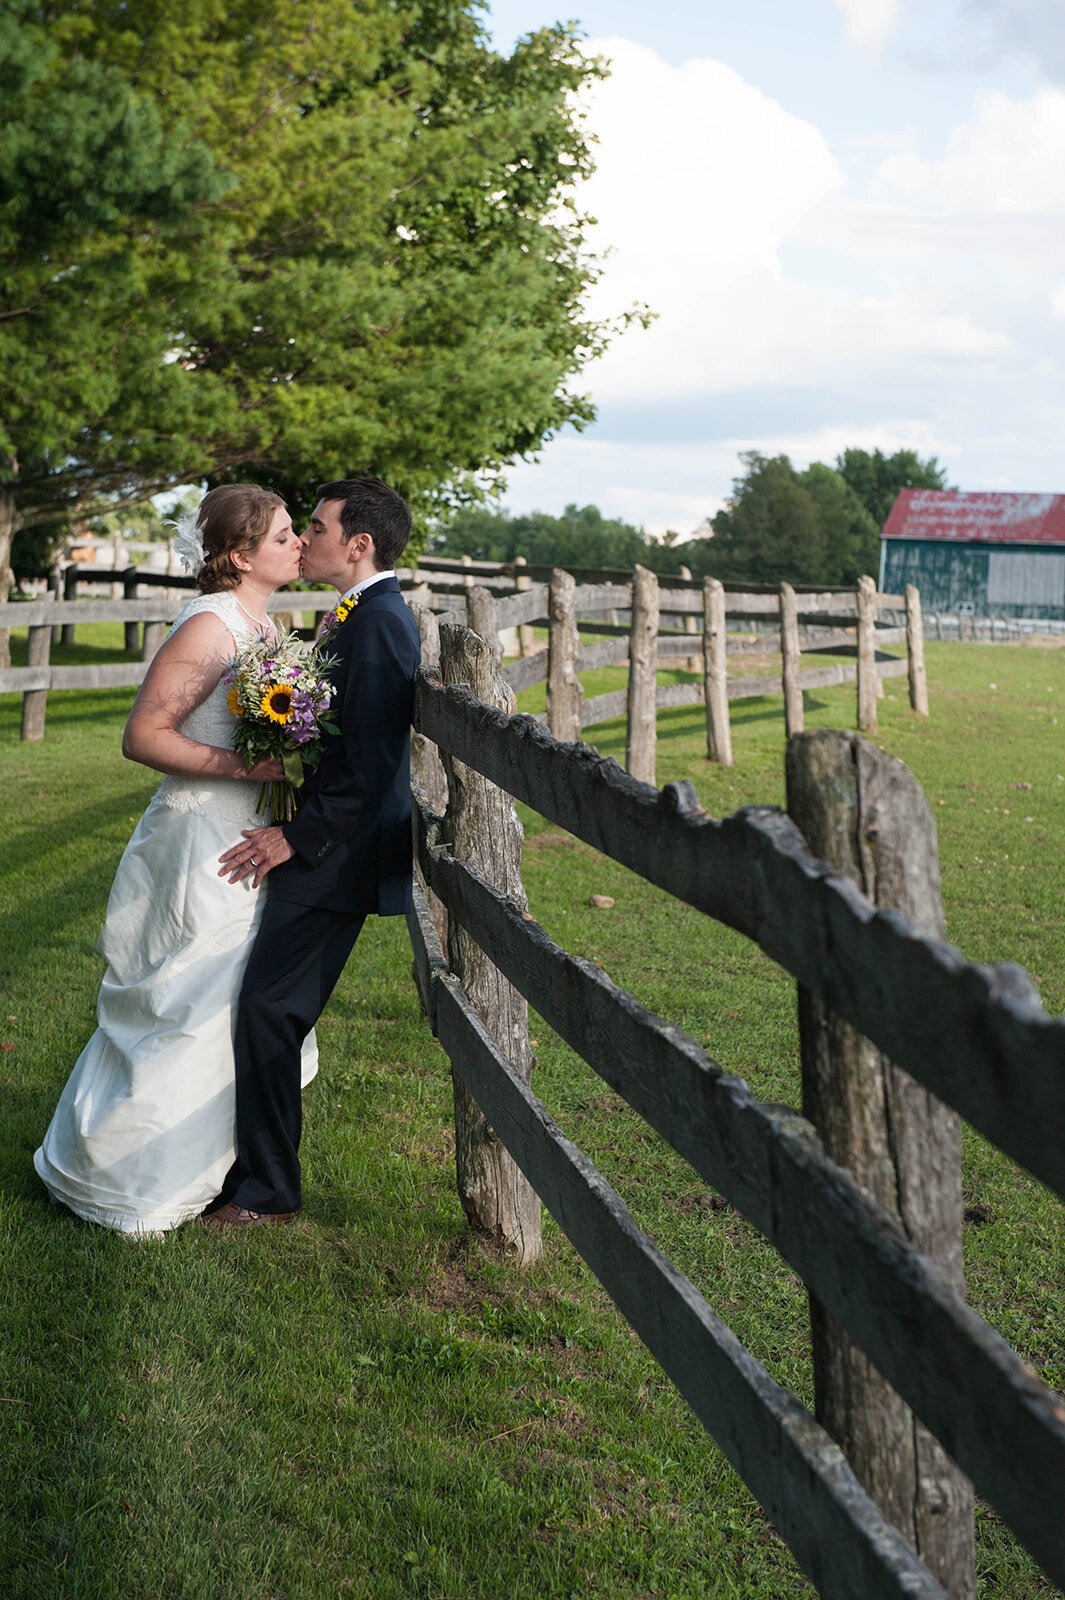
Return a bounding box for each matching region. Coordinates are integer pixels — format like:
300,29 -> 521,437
233,592 -> 273,633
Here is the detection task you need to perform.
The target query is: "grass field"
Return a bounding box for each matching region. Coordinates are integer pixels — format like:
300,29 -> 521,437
1,627 -> 1062,1598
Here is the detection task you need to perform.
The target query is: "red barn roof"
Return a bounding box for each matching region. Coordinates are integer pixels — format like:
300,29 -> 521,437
881,489 -> 1065,545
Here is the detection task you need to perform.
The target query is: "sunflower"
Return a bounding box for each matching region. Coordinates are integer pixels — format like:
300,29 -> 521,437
226,686 -> 242,717
261,683 -> 295,723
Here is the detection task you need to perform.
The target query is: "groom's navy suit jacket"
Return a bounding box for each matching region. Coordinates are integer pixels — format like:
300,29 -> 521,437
270,576 -> 420,916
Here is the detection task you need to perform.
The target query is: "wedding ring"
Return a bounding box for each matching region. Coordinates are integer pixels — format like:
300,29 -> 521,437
248,858 -> 258,868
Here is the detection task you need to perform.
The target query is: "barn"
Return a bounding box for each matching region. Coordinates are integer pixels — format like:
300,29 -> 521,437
879,490 -> 1065,621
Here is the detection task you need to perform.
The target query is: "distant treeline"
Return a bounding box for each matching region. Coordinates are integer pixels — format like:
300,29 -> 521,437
432,448 -> 950,587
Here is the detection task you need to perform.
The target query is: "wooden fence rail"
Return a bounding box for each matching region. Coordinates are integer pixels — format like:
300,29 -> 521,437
407,657 -> 1065,1598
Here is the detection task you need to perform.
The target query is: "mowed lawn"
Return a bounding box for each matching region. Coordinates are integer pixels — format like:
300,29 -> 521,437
0,625 -> 1062,1599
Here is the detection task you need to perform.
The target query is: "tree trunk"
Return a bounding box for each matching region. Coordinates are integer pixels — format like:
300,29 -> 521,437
626,564 -> 658,784
438,622 -> 542,1263
786,729 -> 975,1599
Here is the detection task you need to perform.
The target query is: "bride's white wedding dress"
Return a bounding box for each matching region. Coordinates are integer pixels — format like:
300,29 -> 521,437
34,592 -> 318,1235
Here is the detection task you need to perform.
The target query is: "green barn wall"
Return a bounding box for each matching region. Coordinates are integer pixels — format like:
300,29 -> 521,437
882,540 -> 1065,620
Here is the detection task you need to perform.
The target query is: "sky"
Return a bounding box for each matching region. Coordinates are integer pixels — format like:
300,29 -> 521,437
481,0 -> 1065,534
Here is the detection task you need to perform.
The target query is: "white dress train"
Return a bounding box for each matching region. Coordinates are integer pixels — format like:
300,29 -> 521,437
34,592 -> 318,1235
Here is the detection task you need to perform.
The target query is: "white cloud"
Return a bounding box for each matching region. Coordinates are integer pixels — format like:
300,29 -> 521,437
876,86 -> 1065,214
497,38 -> 1065,527
576,37 -> 845,400
576,39 -> 1017,409
833,0 -> 902,54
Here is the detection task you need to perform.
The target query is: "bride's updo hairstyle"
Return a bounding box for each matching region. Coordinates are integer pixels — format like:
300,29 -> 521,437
195,484 -> 286,594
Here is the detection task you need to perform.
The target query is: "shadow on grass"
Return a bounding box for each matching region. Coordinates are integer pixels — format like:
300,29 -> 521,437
0,790 -> 145,890
0,686 -> 139,739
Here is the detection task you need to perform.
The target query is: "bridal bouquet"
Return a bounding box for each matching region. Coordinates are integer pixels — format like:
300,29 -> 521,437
224,630 -> 338,821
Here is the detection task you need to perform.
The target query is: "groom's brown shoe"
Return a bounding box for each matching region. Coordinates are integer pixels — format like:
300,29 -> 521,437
200,1201 -> 299,1230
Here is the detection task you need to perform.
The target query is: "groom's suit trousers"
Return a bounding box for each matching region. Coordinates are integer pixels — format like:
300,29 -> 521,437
224,899 -> 365,1215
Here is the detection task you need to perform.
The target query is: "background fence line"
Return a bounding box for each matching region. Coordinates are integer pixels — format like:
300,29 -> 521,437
2,564 -> 919,749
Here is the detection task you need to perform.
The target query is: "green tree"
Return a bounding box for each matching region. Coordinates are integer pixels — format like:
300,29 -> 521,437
434,503 -> 652,569
0,9 -> 226,653
671,447 -> 950,587
702,453 -> 826,584
835,448 -> 951,530
797,462 -> 879,583
2,1 -> 622,651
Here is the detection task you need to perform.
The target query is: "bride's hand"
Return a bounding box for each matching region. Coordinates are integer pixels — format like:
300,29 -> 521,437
247,756 -> 285,782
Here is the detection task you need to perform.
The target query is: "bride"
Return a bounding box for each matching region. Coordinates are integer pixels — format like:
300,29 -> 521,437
34,484 -> 318,1235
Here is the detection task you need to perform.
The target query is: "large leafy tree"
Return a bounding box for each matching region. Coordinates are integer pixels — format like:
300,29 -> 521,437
796,461 -> 879,583
835,448 -> 951,530
2,0 -> 617,650
0,9 -> 227,651
674,449 -> 938,587
700,453 -> 827,585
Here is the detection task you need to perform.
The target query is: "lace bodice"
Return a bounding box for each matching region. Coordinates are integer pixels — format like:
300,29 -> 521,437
155,592 -> 275,825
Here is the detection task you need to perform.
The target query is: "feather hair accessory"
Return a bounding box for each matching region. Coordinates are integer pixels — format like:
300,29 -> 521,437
164,505 -> 206,577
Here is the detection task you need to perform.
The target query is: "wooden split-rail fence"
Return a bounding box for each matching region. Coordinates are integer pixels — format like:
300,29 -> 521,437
3,561 -> 925,760
428,565 -> 926,778
405,615 -> 1065,1600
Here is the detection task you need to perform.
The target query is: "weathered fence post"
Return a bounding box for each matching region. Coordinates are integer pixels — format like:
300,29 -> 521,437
460,553 -> 474,588
514,556 -> 535,658
546,568 -> 583,742
122,568 -> 140,652
678,565 -> 700,672
906,584 -> 929,716
408,603 -> 448,817
61,565 -> 79,646
438,623 -> 542,1263
111,534 -> 125,600
408,602 -> 449,957
786,729 -> 975,1600
626,564 -> 659,785
703,577 -> 732,766
46,568 -> 62,645
141,621 -> 167,664
467,585 -> 501,670
780,581 -> 803,737
22,601 -> 54,742
856,575 -> 878,733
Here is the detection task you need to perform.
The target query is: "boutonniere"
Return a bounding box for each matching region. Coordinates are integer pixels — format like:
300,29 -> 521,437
317,591 -> 360,641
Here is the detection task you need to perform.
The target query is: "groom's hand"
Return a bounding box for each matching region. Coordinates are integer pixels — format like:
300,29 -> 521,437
219,826 -> 295,888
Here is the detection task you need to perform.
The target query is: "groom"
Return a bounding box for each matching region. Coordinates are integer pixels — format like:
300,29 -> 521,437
204,476 -> 421,1229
